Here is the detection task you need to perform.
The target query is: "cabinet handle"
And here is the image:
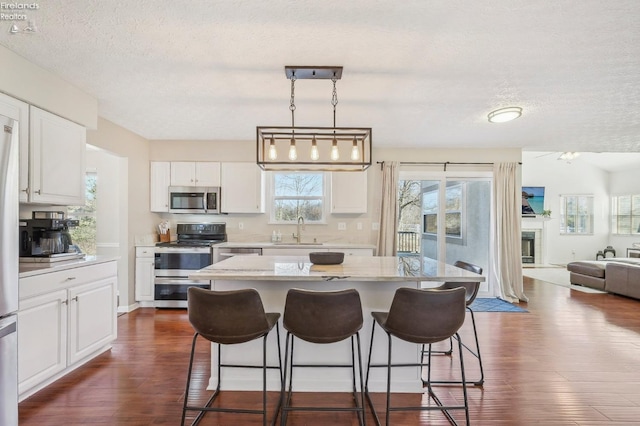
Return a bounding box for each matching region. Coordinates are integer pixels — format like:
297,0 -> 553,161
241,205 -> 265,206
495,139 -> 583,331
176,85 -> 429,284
71,296 -> 78,302
35,189 -> 41,195
61,299 -> 68,305
65,277 -> 77,281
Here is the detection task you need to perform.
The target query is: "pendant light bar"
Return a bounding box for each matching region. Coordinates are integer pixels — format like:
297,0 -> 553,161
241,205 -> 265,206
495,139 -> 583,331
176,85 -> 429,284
257,66 -> 372,171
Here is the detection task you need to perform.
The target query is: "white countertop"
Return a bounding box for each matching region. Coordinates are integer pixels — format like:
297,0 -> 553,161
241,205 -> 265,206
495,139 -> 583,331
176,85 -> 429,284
214,242 -> 376,249
19,255 -> 119,278
190,255 -> 485,282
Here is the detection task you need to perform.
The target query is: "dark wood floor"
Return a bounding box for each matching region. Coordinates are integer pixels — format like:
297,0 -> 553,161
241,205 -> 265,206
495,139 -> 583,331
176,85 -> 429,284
18,277 -> 640,425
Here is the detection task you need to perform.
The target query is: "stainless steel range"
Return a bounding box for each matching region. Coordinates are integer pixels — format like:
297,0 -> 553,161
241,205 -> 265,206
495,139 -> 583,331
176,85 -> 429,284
154,223 -> 226,308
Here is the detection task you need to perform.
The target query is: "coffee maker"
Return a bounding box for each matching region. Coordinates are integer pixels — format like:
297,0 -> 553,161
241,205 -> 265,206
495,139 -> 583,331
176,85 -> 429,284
19,212 -> 79,258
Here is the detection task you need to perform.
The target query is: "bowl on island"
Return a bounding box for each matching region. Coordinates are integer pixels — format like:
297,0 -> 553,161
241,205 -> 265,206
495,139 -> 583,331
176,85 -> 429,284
309,251 -> 345,265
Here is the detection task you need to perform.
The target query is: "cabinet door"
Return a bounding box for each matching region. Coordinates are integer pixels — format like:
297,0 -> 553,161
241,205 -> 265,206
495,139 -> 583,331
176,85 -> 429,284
150,161 -> 171,212
135,250 -> 155,301
221,163 -> 265,213
330,171 -> 368,214
67,277 -> 117,365
170,162 -> 196,186
18,289 -> 68,395
195,162 -> 221,187
29,106 -> 86,205
0,93 -> 29,202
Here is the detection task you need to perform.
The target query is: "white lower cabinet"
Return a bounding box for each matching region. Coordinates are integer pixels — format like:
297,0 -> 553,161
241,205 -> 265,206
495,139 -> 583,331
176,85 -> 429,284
17,289 -> 68,396
68,278 -> 118,365
135,247 -> 155,302
18,261 -> 118,400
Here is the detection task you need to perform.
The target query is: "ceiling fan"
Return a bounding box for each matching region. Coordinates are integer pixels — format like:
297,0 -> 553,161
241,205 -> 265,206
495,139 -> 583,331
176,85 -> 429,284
534,151 -> 581,163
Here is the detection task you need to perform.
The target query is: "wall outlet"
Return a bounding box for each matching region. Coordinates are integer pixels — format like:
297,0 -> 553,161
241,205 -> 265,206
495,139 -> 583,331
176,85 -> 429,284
338,222 -> 347,231
238,222 -> 244,230
356,222 -> 363,231
372,222 -> 380,231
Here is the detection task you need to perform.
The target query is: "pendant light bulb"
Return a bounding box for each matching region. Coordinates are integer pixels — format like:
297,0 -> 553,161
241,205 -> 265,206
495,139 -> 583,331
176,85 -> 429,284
350,138 -> 360,161
330,138 -> 339,161
310,137 -> 320,161
288,138 -> 297,161
268,138 -> 277,160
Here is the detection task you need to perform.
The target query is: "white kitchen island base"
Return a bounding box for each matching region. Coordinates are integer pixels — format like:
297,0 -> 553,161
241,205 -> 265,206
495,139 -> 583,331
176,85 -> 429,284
210,278 -> 424,393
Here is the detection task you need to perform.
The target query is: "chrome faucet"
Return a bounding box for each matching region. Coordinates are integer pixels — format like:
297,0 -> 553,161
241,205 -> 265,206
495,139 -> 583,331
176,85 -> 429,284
293,216 -> 305,244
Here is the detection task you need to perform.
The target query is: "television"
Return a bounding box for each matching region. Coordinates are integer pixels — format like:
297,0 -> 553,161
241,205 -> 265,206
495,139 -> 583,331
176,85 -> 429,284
522,186 -> 545,216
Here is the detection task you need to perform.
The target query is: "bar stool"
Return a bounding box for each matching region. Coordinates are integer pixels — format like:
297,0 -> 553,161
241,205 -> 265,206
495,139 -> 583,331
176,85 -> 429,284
423,260 -> 485,386
365,287 -> 469,426
281,288 -> 366,426
181,287 -> 283,426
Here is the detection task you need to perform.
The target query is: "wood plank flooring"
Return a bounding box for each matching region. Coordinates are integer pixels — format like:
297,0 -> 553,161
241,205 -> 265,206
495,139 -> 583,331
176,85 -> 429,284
18,277 -> 640,425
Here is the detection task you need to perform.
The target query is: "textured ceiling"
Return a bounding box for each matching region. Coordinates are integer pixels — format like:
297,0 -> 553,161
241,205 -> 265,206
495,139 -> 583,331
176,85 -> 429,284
1,0 -> 640,156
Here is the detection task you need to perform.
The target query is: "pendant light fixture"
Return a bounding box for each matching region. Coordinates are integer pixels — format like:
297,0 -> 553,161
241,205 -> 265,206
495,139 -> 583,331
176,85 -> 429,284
257,66 -> 372,171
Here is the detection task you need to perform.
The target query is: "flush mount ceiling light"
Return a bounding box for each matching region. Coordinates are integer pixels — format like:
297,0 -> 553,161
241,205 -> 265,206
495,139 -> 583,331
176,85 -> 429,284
257,66 -> 372,172
487,106 -> 522,123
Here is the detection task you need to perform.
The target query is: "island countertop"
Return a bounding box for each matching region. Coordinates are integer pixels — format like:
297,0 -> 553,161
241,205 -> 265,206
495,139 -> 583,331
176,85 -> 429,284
190,255 -> 485,282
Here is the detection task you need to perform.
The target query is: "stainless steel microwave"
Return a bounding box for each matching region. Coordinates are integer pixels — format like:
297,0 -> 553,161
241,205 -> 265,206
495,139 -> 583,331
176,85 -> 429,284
168,186 -> 220,214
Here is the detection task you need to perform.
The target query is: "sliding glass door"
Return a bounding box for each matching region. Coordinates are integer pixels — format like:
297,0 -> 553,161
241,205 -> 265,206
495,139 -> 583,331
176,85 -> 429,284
399,171 -> 494,297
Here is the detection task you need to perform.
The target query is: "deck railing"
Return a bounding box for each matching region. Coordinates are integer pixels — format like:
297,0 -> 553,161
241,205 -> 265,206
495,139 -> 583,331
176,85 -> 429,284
397,231 -> 420,254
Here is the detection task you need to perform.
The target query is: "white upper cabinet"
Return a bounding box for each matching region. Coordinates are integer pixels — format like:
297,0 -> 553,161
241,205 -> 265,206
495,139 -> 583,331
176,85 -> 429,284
330,171 -> 368,214
195,162 -> 221,186
0,93 -> 29,202
29,106 -> 86,205
221,162 -> 265,213
150,162 -> 171,212
170,161 -> 220,187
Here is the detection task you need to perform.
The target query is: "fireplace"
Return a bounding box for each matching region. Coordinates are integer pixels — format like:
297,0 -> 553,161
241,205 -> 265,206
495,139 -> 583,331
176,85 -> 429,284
522,231 -> 535,264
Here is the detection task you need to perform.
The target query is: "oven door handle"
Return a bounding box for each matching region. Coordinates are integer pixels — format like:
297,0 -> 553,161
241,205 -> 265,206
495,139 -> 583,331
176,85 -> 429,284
154,277 -> 210,285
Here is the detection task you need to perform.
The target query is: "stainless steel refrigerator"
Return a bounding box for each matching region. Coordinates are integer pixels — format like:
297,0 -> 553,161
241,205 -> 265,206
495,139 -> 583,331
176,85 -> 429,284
0,112 -> 19,425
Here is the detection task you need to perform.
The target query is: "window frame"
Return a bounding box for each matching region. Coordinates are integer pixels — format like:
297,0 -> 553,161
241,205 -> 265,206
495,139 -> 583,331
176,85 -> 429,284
559,194 -> 594,235
268,171 -> 328,224
611,194 -> 640,235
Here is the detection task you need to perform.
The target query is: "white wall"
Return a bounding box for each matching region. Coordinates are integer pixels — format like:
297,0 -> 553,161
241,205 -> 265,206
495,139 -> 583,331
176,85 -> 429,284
608,168 -> 640,254
521,152 -> 610,264
86,149 -> 130,311
87,118 -> 153,309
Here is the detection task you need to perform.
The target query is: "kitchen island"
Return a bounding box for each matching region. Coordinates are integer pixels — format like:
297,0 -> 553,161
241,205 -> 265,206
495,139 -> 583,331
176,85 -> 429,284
190,255 -> 484,393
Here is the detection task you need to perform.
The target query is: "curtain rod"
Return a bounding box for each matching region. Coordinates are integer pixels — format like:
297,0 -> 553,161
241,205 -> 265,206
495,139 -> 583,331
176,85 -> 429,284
376,160 -> 522,171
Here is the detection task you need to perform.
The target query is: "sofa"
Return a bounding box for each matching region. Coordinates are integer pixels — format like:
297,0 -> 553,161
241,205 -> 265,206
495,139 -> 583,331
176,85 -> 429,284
567,258 -> 640,300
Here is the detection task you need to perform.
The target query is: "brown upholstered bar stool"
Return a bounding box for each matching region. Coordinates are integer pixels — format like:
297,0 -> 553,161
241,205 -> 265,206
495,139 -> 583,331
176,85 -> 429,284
281,288 -> 366,426
423,260 -> 485,386
181,287 -> 282,426
365,287 -> 469,426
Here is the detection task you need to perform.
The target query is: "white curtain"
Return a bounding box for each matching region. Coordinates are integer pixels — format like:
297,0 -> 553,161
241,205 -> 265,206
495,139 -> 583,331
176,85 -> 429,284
492,162 -> 528,303
377,161 -> 399,256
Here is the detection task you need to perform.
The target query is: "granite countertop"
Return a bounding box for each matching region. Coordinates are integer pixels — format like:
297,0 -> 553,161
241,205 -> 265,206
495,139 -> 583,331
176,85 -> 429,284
19,255 -> 119,278
189,255 -> 485,282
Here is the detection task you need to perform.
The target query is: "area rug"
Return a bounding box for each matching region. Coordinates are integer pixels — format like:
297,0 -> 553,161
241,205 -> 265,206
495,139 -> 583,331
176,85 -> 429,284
469,298 -> 528,312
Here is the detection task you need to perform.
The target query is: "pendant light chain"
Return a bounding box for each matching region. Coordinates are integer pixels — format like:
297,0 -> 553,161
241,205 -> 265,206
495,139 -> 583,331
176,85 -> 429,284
331,77 -> 338,128
290,74 -> 296,127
